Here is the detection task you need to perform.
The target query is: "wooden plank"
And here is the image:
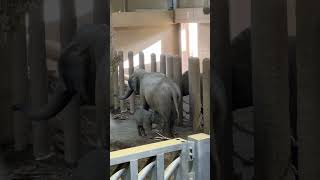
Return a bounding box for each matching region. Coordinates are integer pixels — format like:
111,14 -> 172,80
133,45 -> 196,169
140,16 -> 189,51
111,11 -> 174,27
174,8 -> 210,23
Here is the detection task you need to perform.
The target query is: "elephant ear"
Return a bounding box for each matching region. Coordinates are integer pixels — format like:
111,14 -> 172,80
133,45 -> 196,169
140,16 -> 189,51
130,76 -> 140,94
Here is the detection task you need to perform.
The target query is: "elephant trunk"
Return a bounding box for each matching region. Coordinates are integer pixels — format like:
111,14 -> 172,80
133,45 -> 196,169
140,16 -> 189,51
118,88 -> 134,100
12,81 -> 76,121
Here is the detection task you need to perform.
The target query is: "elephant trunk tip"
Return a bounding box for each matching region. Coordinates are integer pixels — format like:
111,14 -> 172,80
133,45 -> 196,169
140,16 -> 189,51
118,89 -> 134,100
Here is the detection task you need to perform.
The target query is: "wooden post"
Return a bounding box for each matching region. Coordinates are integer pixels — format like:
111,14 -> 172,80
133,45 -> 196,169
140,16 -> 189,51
151,53 -> 157,72
110,68 -> 114,109
94,0 -> 108,148
297,1 -> 320,179
63,93 -> 80,164
93,0 -> 108,24
139,51 -> 145,69
59,0 -> 77,49
166,55 -> 174,79
188,57 -> 202,133
113,52 -> 119,110
160,54 -> 166,74
128,51 -> 135,113
28,1 -> 50,158
139,51 -> 146,106
11,15 -> 29,151
0,29 -> 13,145
202,58 -> 210,134
173,55 -> 183,126
252,0 -> 290,179
118,51 -> 126,112
59,0 -> 80,163
212,0 -> 233,178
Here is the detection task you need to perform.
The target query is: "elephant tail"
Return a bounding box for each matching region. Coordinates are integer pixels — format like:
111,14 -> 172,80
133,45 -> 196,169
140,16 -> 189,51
171,88 -> 180,122
12,89 -> 76,121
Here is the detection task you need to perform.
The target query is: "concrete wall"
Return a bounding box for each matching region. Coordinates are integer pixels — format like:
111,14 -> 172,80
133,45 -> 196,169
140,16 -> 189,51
177,0 -> 205,8
111,0 -> 170,12
198,23 -> 210,72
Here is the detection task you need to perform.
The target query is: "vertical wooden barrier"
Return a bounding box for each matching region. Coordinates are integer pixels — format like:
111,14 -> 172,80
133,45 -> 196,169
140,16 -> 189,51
160,54 -> 166,74
297,1 -> 320,179
212,0 -> 234,177
128,51 -> 135,113
110,62 -> 114,108
151,53 -> 157,72
11,15 -> 29,151
63,93 -> 80,164
93,0 -> 108,24
59,0 -> 77,48
139,51 -> 145,69
166,55 -> 174,79
173,55 -> 183,126
188,57 -> 202,132
28,1 -> 50,158
252,0 -> 290,179
60,0 -> 80,163
139,51 -> 146,107
118,51 -> 126,112
113,52 -> 119,110
202,58 -> 210,134
93,0 -> 108,147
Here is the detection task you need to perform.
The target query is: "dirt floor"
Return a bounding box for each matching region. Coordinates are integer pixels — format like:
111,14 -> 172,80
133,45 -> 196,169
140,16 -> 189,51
0,95 -> 256,180
110,95 -> 194,151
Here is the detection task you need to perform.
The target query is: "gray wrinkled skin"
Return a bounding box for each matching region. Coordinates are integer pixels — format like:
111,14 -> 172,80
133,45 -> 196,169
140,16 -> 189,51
120,69 -> 181,137
133,107 -> 162,136
12,24 -> 108,121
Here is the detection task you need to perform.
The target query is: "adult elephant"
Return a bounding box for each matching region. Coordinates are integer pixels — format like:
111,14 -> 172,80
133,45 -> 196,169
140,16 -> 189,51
12,24 -> 108,120
119,69 -> 181,137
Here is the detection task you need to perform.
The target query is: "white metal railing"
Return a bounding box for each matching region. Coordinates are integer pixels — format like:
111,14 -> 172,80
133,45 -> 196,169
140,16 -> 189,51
110,133 -> 210,180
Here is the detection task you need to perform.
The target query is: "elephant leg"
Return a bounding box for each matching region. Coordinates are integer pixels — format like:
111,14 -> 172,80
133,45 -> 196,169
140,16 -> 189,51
141,96 -> 149,110
159,111 -> 173,138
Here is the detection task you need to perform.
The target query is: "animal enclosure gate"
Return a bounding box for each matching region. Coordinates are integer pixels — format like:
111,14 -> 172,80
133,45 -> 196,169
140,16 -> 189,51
110,133 -> 210,180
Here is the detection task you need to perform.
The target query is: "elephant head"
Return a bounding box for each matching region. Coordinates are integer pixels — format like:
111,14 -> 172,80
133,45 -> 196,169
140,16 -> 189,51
118,69 -> 146,100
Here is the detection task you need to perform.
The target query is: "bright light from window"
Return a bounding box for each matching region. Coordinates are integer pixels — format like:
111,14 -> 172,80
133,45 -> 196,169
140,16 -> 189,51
188,23 -> 198,57
123,40 -> 162,69
181,29 -> 186,52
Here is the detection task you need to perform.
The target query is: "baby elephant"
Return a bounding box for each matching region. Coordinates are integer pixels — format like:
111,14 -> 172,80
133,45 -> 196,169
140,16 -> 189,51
133,107 -> 162,136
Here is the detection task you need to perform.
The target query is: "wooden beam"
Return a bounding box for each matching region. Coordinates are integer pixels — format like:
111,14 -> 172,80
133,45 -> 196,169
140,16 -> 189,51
174,8 -> 210,23
111,11 -> 174,27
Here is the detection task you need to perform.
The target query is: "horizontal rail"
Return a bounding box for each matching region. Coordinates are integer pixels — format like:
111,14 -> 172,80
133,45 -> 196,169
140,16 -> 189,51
110,138 -> 187,166
110,133 -> 210,180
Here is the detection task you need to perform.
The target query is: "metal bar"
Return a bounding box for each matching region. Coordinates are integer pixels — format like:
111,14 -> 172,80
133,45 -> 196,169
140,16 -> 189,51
157,153 -> 165,180
164,157 -> 181,180
110,139 -> 185,165
188,133 -> 210,180
109,134 -> 210,180
130,160 -> 138,180
179,142 -> 190,180
110,168 -> 126,180
138,161 -> 156,180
